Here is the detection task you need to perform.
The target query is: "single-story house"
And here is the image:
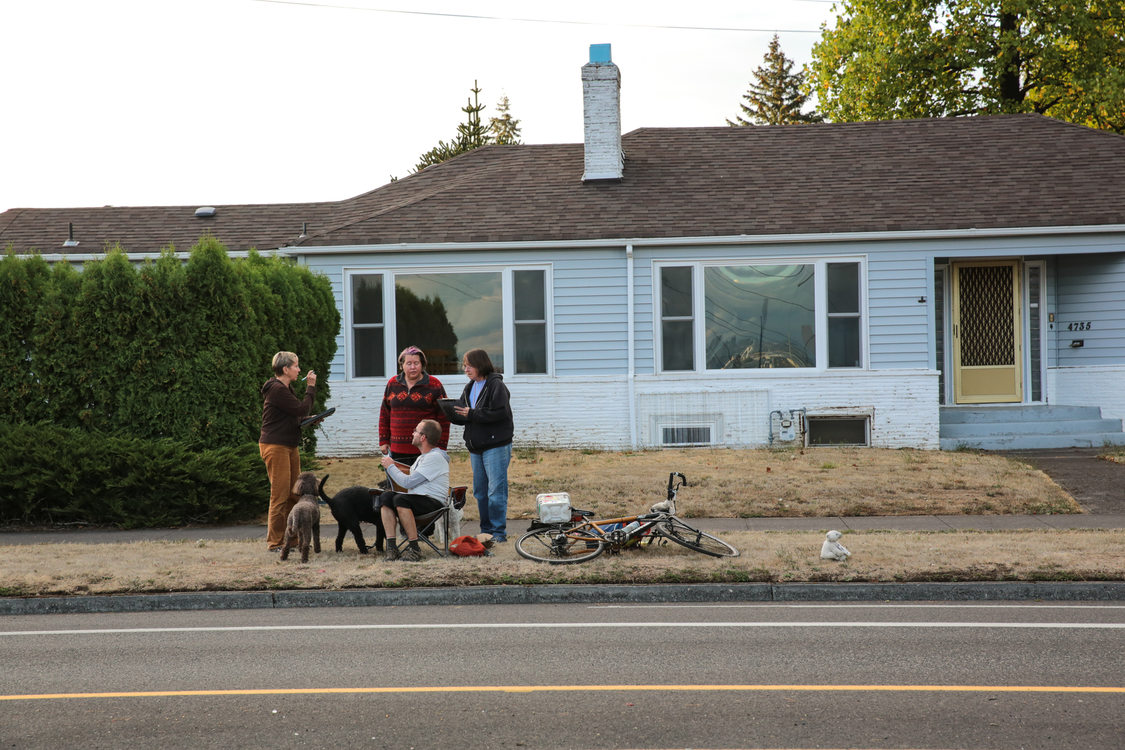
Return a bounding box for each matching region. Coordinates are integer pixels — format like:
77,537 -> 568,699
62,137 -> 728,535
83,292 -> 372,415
5,46 -> 1125,455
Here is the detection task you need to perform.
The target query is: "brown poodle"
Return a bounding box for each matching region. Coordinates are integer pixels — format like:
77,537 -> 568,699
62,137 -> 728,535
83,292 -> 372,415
281,472 -> 322,563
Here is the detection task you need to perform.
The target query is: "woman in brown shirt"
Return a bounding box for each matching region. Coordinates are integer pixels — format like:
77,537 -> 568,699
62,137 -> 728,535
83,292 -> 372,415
259,351 -> 317,552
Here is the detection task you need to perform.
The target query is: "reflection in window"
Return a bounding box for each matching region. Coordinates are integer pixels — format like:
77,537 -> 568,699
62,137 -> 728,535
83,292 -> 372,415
349,268 -> 550,378
658,260 -> 863,372
351,275 -> 384,377
704,265 -> 815,369
513,270 -> 547,374
660,266 -> 694,371
827,262 -> 861,368
396,273 -> 502,375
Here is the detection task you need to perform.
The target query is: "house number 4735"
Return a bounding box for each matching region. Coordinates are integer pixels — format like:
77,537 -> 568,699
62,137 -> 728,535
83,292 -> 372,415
1067,321 -> 1092,331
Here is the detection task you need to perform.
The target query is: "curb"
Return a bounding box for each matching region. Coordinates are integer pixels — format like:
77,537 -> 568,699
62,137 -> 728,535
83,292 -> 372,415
4,581 -> 1124,616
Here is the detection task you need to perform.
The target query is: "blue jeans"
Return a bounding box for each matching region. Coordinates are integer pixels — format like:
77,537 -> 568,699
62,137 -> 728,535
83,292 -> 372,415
470,443 -> 511,541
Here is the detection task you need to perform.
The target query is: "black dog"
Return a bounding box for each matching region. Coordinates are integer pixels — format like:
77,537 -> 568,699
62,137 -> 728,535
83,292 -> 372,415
317,474 -> 385,554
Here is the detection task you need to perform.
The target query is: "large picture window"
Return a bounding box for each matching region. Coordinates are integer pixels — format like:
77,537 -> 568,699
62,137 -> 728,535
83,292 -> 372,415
657,259 -> 863,372
704,264 -> 815,369
396,272 -> 501,375
348,267 -> 549,378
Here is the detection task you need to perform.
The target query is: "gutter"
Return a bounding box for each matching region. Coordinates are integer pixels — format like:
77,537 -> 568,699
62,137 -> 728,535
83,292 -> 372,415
277,223 -> 1125,256
19,224 -> 1125,263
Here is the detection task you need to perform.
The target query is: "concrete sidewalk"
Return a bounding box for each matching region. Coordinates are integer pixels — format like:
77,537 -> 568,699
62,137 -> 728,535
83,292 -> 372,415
2,513 -> 1124,546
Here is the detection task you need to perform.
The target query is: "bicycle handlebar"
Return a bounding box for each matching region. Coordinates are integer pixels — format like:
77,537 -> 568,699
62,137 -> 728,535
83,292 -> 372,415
666,471 -> 687,500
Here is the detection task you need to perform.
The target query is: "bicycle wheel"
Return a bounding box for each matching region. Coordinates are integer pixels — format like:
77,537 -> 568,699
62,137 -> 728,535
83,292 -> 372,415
516,526 -> 606,564
655,517 -> 740,558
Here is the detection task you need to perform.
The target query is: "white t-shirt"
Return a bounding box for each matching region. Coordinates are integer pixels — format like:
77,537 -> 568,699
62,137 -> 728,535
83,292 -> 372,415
386,448 -> 450,503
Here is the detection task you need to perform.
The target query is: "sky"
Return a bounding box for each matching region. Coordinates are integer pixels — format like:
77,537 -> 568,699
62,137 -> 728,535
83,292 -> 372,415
1,0 -> 840,213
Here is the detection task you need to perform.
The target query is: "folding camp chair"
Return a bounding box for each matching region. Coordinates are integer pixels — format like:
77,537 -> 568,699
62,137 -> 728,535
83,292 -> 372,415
393,485 -> 468,558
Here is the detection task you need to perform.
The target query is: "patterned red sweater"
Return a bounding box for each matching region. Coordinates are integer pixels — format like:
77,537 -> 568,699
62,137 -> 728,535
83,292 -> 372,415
378,373 -> 451,456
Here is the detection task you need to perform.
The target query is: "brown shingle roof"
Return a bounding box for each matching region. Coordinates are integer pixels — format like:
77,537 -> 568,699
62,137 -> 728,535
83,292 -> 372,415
0,201 -> 336,255
3,114 -> 1123,255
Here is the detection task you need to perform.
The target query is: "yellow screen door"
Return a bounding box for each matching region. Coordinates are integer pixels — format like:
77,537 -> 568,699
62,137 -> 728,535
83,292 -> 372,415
951,261 -> 1023,404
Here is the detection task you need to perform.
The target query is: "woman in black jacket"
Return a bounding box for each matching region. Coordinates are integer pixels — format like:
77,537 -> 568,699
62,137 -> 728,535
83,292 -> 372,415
450,348 -> 513,542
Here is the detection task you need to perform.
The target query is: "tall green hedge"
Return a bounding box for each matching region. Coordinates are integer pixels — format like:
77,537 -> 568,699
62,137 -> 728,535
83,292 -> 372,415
0,238 -> 339,527
0,238 -> 339,452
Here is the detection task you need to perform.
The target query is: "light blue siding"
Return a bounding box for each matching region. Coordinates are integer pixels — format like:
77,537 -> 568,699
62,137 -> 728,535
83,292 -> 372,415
1055,253 -> 1125,365
866,251 -> 930,369
551,252 -> 629,377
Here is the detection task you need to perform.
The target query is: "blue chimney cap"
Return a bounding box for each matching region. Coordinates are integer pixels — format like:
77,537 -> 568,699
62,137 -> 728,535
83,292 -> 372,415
589,44 -> 612,64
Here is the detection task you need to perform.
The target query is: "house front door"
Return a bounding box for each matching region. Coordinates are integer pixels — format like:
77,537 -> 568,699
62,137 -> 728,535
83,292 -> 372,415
951,260 -> 1023,404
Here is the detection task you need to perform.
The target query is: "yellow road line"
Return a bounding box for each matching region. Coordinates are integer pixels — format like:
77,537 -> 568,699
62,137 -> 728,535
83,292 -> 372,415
2,684 -> 1123,701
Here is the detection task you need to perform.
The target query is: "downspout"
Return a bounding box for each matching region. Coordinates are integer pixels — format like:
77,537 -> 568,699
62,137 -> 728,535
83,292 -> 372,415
626,243 -> 637,449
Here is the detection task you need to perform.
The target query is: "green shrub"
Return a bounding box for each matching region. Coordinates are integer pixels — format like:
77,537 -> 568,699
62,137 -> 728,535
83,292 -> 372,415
2,239 -> 338,454
0,239 -> 337,528
0,422 -> 268,528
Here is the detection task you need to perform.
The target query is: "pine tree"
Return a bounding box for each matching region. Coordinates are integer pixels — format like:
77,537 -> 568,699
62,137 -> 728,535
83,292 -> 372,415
456,81 -> 491,150
489,95 -> 522,145
414,83 -> 525,172
728,35 -> 820,126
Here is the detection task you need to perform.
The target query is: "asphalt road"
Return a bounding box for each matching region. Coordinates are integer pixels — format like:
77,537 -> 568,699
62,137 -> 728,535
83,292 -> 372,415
2,602 -> 1122,749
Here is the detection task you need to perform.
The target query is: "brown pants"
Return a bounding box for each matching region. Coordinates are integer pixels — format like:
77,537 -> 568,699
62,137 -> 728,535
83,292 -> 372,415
260,443 -> 301,549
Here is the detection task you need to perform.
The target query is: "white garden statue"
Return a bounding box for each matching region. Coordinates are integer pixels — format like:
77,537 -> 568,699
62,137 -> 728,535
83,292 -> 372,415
820,530 -> 851,561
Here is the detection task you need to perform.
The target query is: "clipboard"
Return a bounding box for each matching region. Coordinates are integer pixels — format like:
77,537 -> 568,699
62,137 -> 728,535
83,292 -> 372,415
300,407 -> 335,428
437,398 -> 459,419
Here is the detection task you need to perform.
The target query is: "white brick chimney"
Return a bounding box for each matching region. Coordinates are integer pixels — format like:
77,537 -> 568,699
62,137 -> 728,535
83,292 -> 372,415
582,44 -> 623,181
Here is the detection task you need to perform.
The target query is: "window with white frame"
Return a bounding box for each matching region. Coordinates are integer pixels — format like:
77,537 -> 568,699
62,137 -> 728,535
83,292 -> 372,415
826,262 -> 862,368
657,259 -> 864,371
348,267 -> 549,378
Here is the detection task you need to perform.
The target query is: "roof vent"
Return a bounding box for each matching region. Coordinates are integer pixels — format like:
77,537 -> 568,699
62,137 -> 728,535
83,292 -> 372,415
62,222 -> 79,248
194,206 -> 217,218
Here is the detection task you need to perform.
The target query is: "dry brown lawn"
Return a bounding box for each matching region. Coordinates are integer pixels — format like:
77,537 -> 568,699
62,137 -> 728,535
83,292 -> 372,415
2,529 -> 1121,598
2,447 -> 1106,599
317,446 -> 1079,522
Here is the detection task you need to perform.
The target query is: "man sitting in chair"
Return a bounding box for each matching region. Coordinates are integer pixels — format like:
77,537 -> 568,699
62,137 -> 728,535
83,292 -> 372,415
378,419 -> 450,562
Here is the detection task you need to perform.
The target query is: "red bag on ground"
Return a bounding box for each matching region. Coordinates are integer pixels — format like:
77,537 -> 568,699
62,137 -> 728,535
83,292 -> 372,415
450,535 -> 488,556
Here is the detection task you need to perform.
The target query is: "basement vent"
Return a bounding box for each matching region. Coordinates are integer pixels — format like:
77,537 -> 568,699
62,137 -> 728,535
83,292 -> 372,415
807,417 -> 869,446
660,424 -> 713,447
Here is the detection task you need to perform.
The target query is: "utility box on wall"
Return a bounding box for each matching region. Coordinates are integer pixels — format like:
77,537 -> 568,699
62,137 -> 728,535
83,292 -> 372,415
769,409 -> 805,446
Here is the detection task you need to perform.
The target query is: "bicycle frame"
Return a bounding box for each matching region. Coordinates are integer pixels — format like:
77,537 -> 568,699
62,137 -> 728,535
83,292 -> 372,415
558,511 -> 670,552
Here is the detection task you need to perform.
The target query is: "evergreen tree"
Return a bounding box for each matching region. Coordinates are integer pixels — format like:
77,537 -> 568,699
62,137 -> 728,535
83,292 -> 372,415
489,95 -> 522,145
456,81 -> 491,149
415,81 -> 490,172
414,83 -> 522,172
728,35 -> 820,126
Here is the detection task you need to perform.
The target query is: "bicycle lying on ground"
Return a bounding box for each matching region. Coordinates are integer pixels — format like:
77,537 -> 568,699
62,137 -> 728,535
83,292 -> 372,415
515,472 -> 740,564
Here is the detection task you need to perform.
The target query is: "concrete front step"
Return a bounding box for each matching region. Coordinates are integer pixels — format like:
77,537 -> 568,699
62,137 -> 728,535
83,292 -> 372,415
938,404 -> 1125,450
939,404 -> 1104,424
941,418 -> 1123,439
940,432 -> 1125,451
